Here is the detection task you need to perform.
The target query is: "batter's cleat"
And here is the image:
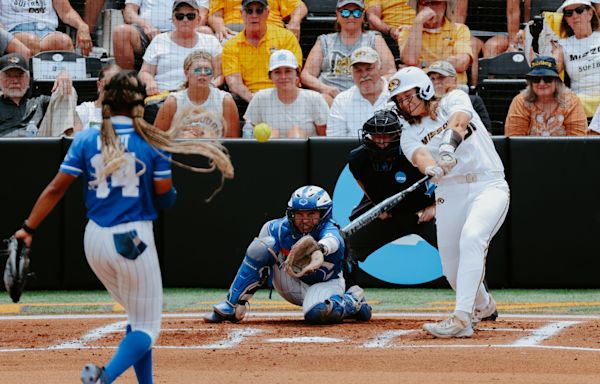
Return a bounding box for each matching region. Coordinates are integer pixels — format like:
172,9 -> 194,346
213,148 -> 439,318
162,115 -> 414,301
81,363 -> 108,384
345,285 -> 372,322
472,295 -> 498,329
423,314 -> 474,338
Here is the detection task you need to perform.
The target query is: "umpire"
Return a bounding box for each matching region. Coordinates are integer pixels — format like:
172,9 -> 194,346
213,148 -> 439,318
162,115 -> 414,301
344,109 -> 437,286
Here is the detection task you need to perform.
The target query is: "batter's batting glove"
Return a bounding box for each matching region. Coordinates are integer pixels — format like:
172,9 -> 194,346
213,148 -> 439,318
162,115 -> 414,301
425,165 -> 445,183
438,145 -> 458,173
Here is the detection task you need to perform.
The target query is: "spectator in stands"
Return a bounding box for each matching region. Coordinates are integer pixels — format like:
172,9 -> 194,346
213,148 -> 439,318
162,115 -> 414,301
327,47 -> 390,136
209,0 -> 307,42
301,0 -> 396,106
398,0 -> 473,85
0,0 -> 92,56
505,56 -> 587,136
244,50 -> 329,137
139,0 -> 222,97
154,50 -> 240,137
76,64 -> 121,131
550,0 -> 600,118
222,0 -> 302,103
0,28 -> 31,61
113,0 -> 210,70
366,0 -> 415,41
0,53 -> 79,137
426,60 -> 492,131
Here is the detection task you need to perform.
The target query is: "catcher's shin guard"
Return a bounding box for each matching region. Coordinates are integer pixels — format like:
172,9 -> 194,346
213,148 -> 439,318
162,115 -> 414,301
305,286 -> 372,324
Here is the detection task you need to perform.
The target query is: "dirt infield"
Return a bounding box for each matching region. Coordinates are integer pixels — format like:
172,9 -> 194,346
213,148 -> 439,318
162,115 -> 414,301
1,313 -> 600,384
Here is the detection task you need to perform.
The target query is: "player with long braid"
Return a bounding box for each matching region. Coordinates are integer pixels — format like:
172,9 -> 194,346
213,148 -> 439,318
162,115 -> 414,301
14,70 -> 233,383
204,185 -> 372,325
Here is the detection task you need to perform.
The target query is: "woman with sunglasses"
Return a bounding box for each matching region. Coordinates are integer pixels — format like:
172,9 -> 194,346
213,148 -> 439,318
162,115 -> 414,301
505,56 -> 587,136
300,0 -> 395,105
551,0 -> 600,118
154,50 -> 240,138
139,0 -> 223,98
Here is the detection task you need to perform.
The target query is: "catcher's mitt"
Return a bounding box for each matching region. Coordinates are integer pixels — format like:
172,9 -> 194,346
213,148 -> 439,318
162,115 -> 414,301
284,235 -> 324,278
2,237 -> 32,303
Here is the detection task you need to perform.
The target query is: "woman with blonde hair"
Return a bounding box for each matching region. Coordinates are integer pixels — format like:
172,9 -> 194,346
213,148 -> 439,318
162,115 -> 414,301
155,50 -> 240,137
505,56 -> 587,136
14,70 -> 232,383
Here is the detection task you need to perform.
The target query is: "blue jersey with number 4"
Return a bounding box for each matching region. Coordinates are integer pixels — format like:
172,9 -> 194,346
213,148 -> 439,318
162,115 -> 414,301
59,116 -> 172,227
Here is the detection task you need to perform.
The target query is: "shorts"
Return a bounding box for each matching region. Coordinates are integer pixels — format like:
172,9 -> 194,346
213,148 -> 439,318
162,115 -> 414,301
132,24 -> 151,70
9,22 -> 56,39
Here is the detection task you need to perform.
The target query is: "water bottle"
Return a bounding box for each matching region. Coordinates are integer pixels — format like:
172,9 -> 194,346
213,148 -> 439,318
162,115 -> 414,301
25,121 -> 38,137
242,120 -> 254,139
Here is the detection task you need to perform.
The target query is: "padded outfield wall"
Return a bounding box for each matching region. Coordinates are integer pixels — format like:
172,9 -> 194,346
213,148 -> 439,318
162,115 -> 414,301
1,137 -> 599,290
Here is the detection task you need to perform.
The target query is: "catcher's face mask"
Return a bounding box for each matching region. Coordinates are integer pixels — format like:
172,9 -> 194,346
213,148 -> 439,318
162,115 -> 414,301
292,210 -> 321,234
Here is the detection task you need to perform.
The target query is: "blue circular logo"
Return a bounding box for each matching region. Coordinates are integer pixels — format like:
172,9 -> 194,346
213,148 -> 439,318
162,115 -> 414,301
395,171 -> 407,184
332,165 -> 442,285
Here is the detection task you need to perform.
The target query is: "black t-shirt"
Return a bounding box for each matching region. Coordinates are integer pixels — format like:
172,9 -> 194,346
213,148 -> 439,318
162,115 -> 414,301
348,145 -> 435,216
0,94 -> 50,137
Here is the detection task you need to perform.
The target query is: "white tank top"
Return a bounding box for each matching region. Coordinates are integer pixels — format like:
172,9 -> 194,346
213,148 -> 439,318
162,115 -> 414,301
559,31 -> 600,96
1,0 -> 59,31
170,88 -> 227,138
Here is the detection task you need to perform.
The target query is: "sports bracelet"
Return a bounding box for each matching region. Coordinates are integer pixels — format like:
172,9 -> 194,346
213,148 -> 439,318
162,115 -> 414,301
21,221 -> 36,235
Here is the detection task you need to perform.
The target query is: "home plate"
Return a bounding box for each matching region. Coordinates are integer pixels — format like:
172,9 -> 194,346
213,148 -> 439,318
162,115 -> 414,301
264,337 -> 345,343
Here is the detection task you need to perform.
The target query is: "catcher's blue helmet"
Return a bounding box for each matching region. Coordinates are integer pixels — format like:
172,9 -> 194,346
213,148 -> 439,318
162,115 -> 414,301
286,185 -> 333,235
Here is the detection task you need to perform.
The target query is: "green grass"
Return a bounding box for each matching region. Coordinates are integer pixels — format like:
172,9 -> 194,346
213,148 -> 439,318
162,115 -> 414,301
1,288 -> 600,316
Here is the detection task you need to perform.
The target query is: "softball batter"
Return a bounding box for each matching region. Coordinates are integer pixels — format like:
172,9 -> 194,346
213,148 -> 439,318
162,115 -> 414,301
388,67 -> 509,338
14,70 -> 233,383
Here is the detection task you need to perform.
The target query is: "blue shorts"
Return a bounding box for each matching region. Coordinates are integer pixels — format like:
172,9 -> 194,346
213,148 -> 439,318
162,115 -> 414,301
10,22 -> 56,39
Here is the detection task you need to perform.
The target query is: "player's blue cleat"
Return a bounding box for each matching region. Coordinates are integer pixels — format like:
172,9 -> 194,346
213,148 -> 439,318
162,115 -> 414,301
345,285 -> 372,322
81,363 -> 108,384
203,300 -> 247,323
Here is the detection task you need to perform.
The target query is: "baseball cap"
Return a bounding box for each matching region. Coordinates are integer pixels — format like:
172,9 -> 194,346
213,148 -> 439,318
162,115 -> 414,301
426,60 -> 457,77
0,53 -> 29,73
269,49 -> 298,71
557,0 -> 592,13
172,0 -> 201,11
337,0 -> 365,9
526,56 -> 560,77
350,46 -> 379,66
242,0 -> 269,7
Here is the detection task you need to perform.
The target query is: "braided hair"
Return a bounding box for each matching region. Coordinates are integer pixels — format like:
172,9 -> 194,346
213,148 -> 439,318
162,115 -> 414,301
92,70 -> 234,201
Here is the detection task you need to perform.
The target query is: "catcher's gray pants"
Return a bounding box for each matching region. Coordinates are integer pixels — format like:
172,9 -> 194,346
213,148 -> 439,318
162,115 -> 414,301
272,265 -> 346,314
84,220 -> 162,343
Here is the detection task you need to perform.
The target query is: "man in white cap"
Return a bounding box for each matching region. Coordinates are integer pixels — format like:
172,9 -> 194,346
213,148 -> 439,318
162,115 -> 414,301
327,46 -> 390,137
398,0 -> 473,85
244,49 -> 329,137
426,60 -> 492,131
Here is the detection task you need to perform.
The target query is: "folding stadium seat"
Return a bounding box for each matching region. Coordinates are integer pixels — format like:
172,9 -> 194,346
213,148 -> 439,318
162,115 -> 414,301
477,51 -> 530,135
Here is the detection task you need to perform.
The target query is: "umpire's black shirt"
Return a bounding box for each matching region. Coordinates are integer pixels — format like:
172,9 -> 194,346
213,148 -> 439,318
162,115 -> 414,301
348,145 -> 435,216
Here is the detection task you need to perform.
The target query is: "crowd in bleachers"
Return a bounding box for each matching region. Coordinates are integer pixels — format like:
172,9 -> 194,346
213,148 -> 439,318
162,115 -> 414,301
1,0 -> 600,138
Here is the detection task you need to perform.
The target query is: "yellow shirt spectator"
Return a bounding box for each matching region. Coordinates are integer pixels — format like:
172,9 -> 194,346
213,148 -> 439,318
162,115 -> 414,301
398,17 -> 473,84
365,0 -> 414,28
210,0 -> 303,27
222,25 -> 302,93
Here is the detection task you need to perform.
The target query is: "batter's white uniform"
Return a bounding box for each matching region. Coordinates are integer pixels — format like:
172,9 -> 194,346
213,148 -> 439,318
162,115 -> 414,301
401,90 -> 510,315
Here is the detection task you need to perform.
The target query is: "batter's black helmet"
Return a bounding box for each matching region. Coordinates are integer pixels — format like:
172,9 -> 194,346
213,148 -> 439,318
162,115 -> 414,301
360,109 -> 403,155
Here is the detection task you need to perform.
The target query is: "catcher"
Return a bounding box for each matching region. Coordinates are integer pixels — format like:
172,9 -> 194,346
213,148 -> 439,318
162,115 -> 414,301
204,185 -> 372,324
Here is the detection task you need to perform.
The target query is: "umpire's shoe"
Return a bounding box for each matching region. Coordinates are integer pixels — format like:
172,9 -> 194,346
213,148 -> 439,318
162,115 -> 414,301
81,363 -> 108,384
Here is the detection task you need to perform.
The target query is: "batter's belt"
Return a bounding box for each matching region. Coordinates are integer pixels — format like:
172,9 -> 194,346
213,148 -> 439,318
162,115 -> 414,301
438,171 -> 504,186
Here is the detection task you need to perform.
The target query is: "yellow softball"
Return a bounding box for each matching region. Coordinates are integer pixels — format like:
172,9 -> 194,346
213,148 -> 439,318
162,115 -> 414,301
253,123 -> 272,142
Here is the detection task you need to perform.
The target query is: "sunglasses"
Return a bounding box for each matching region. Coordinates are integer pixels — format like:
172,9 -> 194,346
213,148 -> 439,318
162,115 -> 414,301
339,9 -> 364,18
192,67 -> 213,76
174,12 -> 197,21
530,76 -> 556,83
243,6 -> 266,15
563,5 -> 588,17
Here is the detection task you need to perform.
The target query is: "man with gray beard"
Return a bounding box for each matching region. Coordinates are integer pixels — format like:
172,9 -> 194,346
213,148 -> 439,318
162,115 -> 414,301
0,53 -> 76,137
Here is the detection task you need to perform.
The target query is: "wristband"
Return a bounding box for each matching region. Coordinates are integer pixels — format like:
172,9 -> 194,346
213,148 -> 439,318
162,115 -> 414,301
21,221 -> 36,235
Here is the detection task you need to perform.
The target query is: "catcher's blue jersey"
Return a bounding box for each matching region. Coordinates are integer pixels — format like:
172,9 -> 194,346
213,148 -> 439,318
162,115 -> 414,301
266,217 -> 344,285
59,116 -> 172,227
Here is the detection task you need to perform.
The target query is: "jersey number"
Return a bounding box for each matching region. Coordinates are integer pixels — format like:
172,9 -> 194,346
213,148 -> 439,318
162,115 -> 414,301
90,153 -> 140,198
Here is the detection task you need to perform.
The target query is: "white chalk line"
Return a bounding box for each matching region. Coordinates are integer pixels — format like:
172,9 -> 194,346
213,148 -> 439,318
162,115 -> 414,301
362,330 -> 416,348
264,337 -> 345,343
48,321 -> 127,350
511,321 -> 580,346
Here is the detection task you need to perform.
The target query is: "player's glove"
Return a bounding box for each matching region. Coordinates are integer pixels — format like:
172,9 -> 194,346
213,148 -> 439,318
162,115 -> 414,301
284,235 -> 324,278
438,128 -> 462,173
2,236 -> 32,303
425,165 -> 445,183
